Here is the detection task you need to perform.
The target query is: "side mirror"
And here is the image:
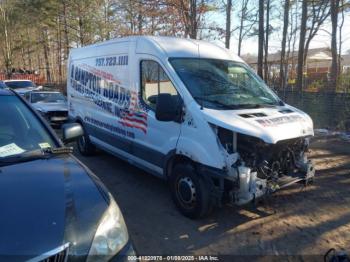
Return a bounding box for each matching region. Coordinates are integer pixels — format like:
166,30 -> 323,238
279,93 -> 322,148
62,123 -> 84,144
155,93 -> 182,122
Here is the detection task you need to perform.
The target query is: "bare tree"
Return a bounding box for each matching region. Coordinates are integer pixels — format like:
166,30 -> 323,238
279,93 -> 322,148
263,0 -> 270,81
303,0 -> 330,63
330,0 -> 340,91
0,1 -> 13,76
166,0 -> 210,39
296,0 -> 308,90
237,0 -> 257,56
338,0 -> 346,74
286,1 -> 300,92
279,0 -> 290,90
257,0 -> 264,78
41,27 -> 52,83
225,0 -> 232,48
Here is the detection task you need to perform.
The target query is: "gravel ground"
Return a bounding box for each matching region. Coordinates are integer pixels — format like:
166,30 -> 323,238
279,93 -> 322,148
72,135 -> 350,258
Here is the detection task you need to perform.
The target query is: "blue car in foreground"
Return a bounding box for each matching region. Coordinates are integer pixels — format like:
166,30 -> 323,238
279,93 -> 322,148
0,89 -> 135,261
0,81 -> 6,89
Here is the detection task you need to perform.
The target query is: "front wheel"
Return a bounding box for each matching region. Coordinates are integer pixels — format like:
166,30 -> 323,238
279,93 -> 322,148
169,163 -> 213,219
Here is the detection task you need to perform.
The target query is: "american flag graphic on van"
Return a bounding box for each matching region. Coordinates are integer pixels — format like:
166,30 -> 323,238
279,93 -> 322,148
118,91 -> 148,133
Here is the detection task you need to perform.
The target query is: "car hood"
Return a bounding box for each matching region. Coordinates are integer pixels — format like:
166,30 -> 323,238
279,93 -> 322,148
0,155 -> 108,260
202,105 -> 314,144
12,87 -> 40,94
33,102 -> 68,112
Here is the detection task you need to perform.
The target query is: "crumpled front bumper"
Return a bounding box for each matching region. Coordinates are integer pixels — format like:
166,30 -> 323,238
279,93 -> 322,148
234,160 -> 315,206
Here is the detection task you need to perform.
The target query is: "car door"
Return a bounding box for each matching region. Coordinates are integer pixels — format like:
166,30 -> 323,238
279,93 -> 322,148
130,59 -> 182,176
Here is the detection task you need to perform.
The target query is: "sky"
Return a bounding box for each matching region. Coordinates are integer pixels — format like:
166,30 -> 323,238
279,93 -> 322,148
204,2 -> 350,56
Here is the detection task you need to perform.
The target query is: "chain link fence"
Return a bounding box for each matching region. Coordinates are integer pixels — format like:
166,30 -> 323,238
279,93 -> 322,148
277,91 -> 350,131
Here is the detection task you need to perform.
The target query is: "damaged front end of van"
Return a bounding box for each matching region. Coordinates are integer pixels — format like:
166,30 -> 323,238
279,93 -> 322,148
209,110 -> 315,206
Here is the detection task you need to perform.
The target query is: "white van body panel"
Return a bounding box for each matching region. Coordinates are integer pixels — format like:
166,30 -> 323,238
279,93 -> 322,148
176,101 -> 227,169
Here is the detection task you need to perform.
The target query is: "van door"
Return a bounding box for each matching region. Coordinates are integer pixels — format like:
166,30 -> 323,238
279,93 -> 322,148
131,59 -> 181,175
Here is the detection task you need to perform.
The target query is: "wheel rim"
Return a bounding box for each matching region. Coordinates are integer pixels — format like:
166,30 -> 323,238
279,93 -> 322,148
176,176 -> 196,208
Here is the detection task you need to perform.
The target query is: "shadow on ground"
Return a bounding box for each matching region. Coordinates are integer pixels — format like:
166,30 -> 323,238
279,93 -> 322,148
72,136 -> 350,256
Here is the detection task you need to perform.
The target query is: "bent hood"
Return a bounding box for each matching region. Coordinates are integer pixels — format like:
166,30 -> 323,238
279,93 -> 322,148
202,105 -> 314,144
13,87 -> 40,95
0,155 -> 108,260
33,102 -> 68,112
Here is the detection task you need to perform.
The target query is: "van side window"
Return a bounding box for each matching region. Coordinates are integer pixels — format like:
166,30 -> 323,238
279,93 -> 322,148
141,60 -> 178,110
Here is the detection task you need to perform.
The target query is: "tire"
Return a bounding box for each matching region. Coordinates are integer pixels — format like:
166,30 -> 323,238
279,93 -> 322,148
77,126 -> 96,156
169,163 -> 213,219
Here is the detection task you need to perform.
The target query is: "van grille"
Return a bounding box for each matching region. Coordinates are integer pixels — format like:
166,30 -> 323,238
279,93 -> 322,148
27,243 -> 69,262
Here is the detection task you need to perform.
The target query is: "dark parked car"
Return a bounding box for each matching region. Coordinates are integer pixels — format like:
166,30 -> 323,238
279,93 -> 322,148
25,91 -> 68,127
0,81 -> 6,89
0,89 -> 135,261
3,79 -> 42,96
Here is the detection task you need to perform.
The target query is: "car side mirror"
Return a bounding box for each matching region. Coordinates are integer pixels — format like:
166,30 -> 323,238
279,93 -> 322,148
155,93 -> 182,122
62,123 -> 84,144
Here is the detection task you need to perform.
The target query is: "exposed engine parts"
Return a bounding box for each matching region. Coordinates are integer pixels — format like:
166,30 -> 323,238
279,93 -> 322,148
236,133 -> 311,181
216,126 -> 315,205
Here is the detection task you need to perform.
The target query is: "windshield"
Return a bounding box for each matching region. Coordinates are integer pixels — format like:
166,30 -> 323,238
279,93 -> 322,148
0,95 -> 56,159
4,81 -> 36,89
31,92 -> 66,103
170,58 -> 281,110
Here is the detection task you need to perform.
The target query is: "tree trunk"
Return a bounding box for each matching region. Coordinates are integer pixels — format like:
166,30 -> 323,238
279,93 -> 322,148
78,16 -> 84,46
0,5 -> 12,77
296,0 -> 308,91
189,0 -> 197,39
338,0 -> 344,76
330,0 -> 340,92
137,0 -> 143,34
279,0 -> 290,90
225,0 -> 232,49
42,29 -> 52,83
26,28 -> 33,70
62,0 -> 70,60
264,0 -> 270,82
290,3 -> 298,88
238,8 -> 244,56
257,0 -> 264,78
20,35 -> 27,70
57,17 -> 63,84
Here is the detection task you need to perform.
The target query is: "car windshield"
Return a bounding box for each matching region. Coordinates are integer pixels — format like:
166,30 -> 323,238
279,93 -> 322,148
169,58 -> 281,110
31,92 -> 66,103
0,95 -> 56,158
4,81 -> 36,89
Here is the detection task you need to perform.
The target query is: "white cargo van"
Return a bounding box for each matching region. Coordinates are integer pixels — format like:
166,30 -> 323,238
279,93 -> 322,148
67,36 -> 315,218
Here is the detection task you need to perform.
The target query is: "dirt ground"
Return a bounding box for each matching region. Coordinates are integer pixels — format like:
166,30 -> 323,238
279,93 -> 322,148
73,135 -> 350,258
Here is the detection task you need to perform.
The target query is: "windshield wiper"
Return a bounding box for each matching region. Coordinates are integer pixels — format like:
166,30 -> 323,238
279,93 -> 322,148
0,147 -> 73,167
193,96 -> 233,109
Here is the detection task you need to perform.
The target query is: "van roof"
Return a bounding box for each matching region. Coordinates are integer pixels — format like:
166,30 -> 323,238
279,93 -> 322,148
70,36 -> 245,63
